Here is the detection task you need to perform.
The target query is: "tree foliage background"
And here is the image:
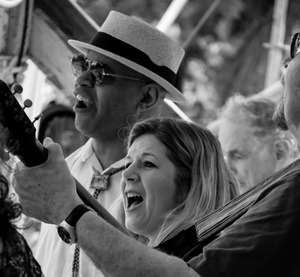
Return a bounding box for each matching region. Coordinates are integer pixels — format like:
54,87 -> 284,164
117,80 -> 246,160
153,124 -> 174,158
76,0 -> 300,125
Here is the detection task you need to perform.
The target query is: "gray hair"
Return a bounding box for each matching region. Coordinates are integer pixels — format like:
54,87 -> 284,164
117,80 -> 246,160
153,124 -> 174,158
222,94 -> 299,156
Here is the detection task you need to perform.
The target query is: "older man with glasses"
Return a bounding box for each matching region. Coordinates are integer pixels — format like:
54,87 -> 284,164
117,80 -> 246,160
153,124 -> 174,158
14,28 -> 300,277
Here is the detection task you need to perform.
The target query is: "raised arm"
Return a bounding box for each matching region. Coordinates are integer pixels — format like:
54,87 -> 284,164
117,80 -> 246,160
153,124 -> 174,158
14,138 -> 200,277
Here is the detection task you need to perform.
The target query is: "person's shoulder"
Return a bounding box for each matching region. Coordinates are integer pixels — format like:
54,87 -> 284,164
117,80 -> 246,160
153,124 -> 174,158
256,162 -> 300,204
1,228 -> 44,276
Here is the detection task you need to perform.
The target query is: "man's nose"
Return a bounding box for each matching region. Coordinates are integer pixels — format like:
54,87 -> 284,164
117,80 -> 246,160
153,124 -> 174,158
75,70 -> 94,87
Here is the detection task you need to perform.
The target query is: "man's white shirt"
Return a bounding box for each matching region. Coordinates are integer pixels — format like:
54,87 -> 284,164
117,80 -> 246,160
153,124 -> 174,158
35,139 -> 125,277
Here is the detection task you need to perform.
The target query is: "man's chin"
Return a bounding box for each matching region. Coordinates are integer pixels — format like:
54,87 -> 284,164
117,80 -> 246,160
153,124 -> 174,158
74,120 -> 91,136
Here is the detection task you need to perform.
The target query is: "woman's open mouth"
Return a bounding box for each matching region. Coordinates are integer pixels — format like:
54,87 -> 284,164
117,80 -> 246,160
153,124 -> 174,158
125,191 -> 144,210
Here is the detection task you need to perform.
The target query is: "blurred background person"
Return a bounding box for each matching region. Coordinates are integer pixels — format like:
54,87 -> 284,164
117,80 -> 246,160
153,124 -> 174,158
218,94 -> 299,194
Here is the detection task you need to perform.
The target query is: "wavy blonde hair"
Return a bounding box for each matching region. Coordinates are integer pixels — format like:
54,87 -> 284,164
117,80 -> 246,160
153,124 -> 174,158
126,117 -> 239,246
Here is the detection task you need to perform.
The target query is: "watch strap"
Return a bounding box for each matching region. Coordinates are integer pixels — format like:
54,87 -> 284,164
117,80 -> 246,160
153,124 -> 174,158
65,204 -> 92,227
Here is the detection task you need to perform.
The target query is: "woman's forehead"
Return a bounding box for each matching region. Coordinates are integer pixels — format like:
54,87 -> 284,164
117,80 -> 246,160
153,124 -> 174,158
127,135 -> 164,157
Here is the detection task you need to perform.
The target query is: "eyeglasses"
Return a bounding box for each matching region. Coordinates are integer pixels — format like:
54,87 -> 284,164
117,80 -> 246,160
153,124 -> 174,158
71,54 -> 147,85
290,32 -> 300,59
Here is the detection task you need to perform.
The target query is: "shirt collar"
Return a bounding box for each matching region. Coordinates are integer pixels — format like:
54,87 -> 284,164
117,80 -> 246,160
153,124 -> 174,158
79,138 -> 126,172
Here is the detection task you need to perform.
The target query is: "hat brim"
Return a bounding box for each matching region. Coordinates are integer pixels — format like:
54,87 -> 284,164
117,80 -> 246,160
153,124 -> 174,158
68,39 -> 185,104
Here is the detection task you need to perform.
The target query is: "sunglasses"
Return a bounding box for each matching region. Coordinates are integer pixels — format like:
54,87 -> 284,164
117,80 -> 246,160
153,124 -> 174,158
71,54 -> 147,85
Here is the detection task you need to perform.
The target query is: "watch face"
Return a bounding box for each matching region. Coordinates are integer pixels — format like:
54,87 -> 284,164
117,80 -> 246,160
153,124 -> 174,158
57,226 -> 72,244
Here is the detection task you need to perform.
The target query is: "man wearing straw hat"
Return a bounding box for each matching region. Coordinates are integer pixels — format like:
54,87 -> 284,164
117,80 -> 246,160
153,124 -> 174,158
14,31 -> 300,276
33,10 -> 185,277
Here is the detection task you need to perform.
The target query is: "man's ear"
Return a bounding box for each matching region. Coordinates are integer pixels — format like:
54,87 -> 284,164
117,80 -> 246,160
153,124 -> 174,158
274,139 -> 290,162
138,83 -> 166,111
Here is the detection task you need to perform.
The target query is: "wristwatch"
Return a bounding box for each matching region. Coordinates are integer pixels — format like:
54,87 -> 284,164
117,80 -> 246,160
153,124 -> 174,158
57,204 -> 92,245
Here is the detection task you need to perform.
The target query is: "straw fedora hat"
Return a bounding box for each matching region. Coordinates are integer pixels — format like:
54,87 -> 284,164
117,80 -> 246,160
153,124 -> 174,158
68,10 -> 185,103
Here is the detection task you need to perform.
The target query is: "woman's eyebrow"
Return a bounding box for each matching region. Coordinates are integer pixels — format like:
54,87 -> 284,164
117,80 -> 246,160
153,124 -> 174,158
125,151 -> 158,160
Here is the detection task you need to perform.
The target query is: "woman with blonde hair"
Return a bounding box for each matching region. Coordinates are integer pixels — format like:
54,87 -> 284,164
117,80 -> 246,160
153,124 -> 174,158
121,117 -> 239,258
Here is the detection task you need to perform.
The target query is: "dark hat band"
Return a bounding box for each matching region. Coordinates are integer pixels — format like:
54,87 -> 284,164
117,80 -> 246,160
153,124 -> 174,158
89,32 -> 176,85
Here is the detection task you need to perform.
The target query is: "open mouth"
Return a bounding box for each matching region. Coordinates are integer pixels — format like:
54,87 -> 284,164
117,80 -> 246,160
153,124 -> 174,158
126,192 -> 144,209
75,94 -> 92,108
